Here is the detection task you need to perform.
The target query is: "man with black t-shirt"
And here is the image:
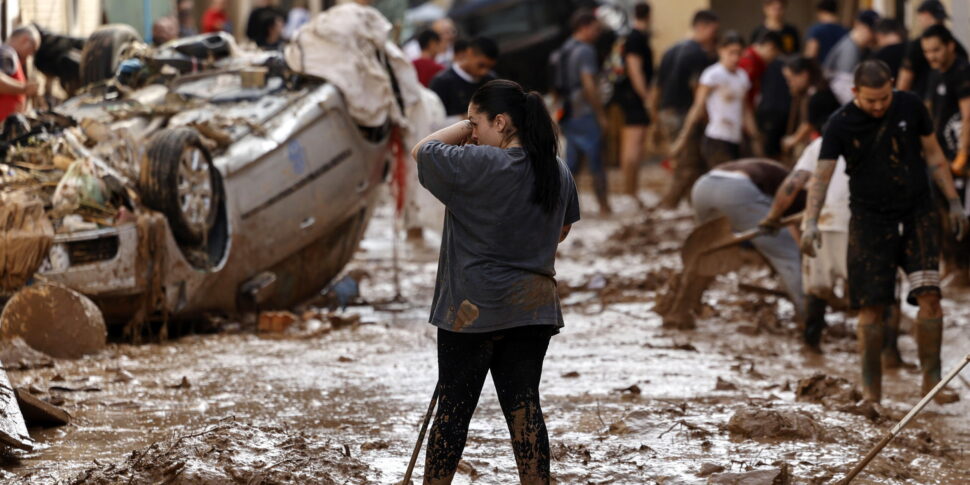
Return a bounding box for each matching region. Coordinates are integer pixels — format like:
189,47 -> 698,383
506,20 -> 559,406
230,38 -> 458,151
655,10 -> 718,208
873,18 -> 906,79
923,25 -> 970,287
898,0 -> 968,98
749,0 -> 799,55
803,60 -> 967,404
616,2 -> 654,208
429,37 -> 498,118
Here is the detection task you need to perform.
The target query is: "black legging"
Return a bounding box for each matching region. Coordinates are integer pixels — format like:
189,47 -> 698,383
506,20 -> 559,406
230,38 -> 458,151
424,325 -> 554,484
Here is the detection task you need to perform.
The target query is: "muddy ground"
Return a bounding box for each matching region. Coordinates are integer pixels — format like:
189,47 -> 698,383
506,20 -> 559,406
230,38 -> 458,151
3,166 -> 970,484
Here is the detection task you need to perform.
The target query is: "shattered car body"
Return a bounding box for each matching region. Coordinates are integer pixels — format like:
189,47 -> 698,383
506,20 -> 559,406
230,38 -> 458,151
27,32 -> 394,324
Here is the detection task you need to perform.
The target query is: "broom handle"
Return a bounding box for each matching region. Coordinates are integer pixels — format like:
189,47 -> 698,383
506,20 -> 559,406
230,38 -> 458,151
840,354 -> 970,484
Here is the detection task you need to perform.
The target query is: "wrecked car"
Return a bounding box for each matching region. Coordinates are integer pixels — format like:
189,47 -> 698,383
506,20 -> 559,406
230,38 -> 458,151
6,25 -> 400,327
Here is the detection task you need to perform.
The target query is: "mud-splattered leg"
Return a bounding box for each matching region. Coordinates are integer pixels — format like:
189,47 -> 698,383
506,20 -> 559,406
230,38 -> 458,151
490,327 -> 552,485
424,330 -> 492,484
857,306 -> 884,403
803,294 -> 827,353
913,293 -> 959,404
881,302 -> 912,369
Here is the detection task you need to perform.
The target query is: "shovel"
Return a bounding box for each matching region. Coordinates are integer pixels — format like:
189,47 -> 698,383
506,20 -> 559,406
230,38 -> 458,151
680,212 -> 803,277
839,353 -> 970,484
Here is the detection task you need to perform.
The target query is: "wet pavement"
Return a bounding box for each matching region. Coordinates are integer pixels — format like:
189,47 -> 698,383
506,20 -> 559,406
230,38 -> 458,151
4,168 -> 970,484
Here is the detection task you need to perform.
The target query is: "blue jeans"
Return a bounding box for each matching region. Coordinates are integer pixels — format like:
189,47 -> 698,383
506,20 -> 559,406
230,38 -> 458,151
561,114 -> 604,179
691,172 -> 805,316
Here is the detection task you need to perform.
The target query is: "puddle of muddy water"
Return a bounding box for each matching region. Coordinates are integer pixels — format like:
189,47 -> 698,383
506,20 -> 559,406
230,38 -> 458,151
4,179 -> 970,484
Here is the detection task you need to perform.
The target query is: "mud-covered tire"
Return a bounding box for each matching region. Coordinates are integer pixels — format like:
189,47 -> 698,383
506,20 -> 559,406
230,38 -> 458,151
79,24 -> 140,86
140,128 -> 221,246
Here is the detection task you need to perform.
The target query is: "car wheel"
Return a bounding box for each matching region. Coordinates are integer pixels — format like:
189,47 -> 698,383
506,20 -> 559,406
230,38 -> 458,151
140,128 -> 221,246
79,24 -> 141,86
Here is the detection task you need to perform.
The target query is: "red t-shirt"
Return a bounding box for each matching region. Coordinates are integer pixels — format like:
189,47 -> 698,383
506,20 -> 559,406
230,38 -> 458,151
413,58 -> 444,87
201,8 -> 227,33
738,46 -> 766,106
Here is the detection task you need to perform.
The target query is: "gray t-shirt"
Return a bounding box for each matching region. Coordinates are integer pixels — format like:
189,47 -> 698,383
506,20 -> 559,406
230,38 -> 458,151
417,140 -> 581,333
562,38 -> 599,119
823,35 -> 866,74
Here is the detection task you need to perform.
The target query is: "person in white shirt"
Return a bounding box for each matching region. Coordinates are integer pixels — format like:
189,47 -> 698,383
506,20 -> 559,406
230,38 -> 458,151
671,31 -> 762,183
760,137 -> 847,352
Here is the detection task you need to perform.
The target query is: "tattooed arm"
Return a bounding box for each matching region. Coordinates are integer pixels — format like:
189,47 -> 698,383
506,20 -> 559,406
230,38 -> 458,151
922,133 -> 968,239
799,158 -> 837,257
760,170 -> 811,230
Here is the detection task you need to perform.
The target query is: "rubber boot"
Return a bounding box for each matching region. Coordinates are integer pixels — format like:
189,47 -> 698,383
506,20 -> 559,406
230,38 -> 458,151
857,320 -> 883,403
593,175 -> 612,215
803,295 -> 827,353
881,304 -> 913,369
915,318 -> 960,404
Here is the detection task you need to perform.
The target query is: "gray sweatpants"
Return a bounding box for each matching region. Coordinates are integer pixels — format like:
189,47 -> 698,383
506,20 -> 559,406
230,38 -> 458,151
691,171 -> 805,316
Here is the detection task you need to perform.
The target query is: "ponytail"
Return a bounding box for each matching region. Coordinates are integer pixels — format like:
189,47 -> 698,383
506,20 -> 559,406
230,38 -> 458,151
470,80 -> 562,214
523,92 -> 561,214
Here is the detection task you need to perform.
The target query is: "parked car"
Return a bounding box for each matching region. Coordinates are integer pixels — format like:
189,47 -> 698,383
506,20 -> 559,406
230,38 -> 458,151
28,28 -> 394,325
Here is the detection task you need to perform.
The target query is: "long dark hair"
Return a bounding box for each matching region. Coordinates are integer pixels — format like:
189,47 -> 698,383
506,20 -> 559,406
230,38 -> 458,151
470,79 -> 561,214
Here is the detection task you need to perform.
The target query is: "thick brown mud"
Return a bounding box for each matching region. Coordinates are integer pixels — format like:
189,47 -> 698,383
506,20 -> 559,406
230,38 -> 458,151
4,167 -> 970,484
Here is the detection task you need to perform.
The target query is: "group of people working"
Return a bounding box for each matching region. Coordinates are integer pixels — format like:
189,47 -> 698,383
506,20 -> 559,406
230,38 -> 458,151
646,0 -> 970,408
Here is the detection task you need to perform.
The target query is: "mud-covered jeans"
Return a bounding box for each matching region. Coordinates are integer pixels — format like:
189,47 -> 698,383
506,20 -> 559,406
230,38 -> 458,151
425,326 -> 554,484
691,172 -> 805,316
561,114 -> 608,200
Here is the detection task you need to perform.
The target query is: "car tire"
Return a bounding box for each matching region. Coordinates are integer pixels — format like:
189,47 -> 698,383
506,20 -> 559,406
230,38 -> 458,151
140,128 -> 221,246
79,24 -> 141,86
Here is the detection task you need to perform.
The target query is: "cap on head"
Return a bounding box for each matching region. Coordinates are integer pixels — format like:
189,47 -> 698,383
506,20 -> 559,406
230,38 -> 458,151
856,9 -> 879,29
816,0 -> 838,14
917,0 -> 948,21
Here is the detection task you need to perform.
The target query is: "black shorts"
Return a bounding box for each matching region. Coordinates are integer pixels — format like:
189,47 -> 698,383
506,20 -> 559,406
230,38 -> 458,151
700,136 -> 740,169
614,85 -> 650,126
847,206 -> 941,308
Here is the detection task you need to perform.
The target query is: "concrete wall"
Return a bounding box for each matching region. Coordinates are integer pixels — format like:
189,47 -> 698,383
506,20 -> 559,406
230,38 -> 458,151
650,0 -> 709,58
20,0 -> 103,36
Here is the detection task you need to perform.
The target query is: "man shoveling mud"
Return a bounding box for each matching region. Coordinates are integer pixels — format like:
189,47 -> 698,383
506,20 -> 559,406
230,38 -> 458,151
802,60 -> 968,404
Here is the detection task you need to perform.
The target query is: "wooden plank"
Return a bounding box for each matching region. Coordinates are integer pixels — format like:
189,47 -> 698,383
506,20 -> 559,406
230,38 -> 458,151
14,388 -> 70,427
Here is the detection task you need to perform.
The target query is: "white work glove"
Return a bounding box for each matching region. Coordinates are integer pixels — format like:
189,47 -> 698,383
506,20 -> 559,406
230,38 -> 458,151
800,220 -> 821,258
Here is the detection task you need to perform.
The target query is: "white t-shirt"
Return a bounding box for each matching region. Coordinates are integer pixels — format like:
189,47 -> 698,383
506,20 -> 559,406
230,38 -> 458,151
698,63 -> 750,144
794,137 -> 850,232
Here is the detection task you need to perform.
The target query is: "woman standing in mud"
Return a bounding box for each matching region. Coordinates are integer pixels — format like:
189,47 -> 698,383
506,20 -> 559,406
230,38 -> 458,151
410,79 -> 580,484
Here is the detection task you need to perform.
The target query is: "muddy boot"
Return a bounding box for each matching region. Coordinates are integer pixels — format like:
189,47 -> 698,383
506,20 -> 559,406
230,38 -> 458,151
915,318 -> 960,404
660,273 -> 712,330
593,175 -> 612,215
857,321 -> 883,403
881,304 -> 913,369
803,295 -> 827,353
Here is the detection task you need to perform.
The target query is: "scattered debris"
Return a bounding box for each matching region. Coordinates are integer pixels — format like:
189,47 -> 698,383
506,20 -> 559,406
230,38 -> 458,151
795,374 -> 862,406
561,371 -> 580,378
707,465 -> 791,485
257,311 -> 298,333
726,409 -> 823,440
0,338 -> 54,370
614,384 -> 642,395
69,419 -> 372,484
715,377 -> 738,391
697,463 -> 725,477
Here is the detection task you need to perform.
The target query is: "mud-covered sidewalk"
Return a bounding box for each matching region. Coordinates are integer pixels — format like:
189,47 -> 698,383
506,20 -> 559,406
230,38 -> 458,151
4,168 -> 970,484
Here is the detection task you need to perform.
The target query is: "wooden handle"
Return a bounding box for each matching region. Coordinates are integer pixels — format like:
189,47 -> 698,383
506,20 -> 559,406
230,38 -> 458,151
704,212 -> 803,255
